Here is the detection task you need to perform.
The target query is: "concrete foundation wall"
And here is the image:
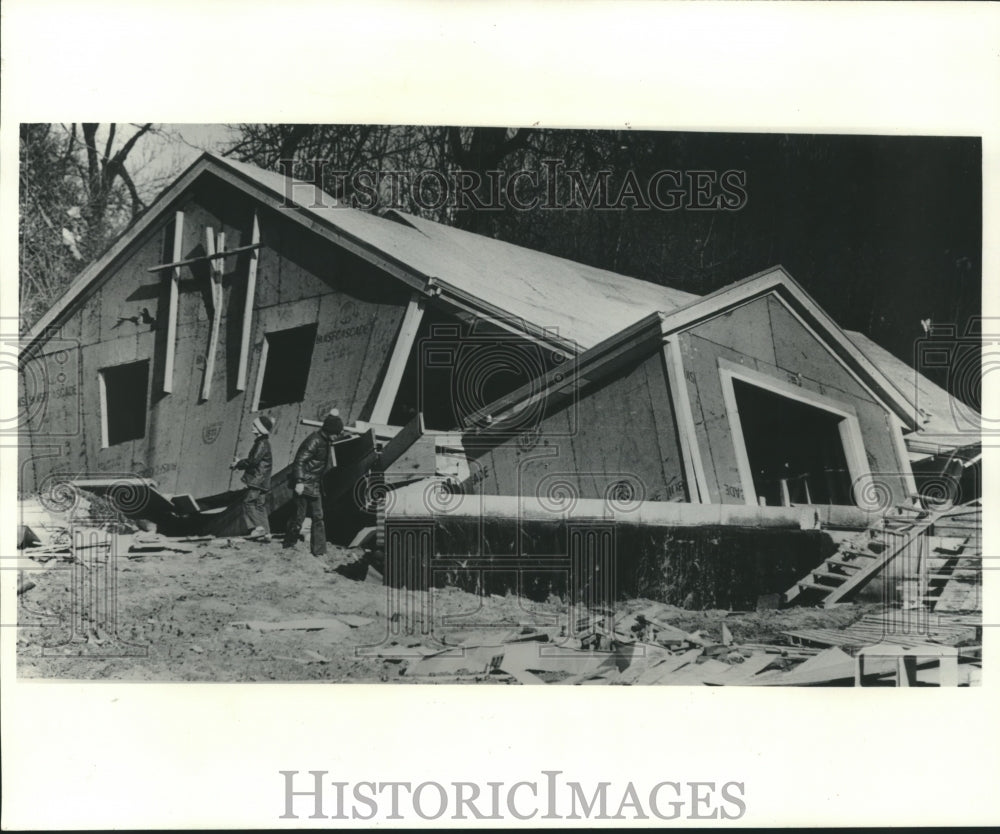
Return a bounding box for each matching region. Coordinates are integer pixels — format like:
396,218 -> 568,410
385,513 -> 835,609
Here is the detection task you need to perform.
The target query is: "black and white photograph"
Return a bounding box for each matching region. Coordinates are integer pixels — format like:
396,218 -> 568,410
2,1 -> 997,829
14,125 -> 984,687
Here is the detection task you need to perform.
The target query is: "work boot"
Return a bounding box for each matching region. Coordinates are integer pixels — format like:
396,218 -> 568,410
246,526 -> 270,542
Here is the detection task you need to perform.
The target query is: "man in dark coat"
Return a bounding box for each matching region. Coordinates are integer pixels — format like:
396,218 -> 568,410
232,415 -> 274,540
283,413 -> 345,555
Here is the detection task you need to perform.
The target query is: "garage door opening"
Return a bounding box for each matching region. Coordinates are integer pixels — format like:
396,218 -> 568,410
732,379 -> 854,506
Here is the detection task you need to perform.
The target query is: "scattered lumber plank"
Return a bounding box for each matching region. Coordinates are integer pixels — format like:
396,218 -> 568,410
349,526 -> 378,548
332,614 -> 373,628
231,618 -> 354,635
746,647 -> 857,686
703,652 -> 779,686
628,648 -> 702,685
128,538 -> 195,554
17,525 -> 41,549
302,650 -> 330,664
654,658 -> 730,686
506,667 -> 547,685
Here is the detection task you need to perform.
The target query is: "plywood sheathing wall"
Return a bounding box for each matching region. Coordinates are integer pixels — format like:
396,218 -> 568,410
464,349 -> 688,503
20,180 -> 409,498
679,295 -> 909,506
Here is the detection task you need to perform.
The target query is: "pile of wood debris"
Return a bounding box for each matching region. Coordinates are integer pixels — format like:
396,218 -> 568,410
377,601 -> 981,686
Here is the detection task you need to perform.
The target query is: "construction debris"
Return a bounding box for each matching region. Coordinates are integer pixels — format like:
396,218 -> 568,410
128,533 -> 196,556
231,619 -> 355,635
389,599 -> 982,687
15,487 -> 981,687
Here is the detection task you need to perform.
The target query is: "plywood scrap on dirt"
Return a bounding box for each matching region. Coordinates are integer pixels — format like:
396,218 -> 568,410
17,525 -> 41,549
703,652 -> 779,685
231,618 -> 353,636
746,647 -> 856,686
408,646 -> 505,677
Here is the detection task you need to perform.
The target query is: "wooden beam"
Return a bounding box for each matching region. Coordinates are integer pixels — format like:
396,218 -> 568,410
200,227 -> 222,401
146,242 -> 263,272
236,212 -> 260,392
250,336 -> 269,411
663,337 -> 710,503
163,211 -> 184,394
369,292 -> 425,425
98,370 -> 110,448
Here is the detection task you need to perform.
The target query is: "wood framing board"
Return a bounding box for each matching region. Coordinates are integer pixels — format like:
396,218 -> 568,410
165,210 -> 184,392
250,215 -> 281,309
666,335 -> 711,503
685,337 -> 767,506
382,434 -> 438,483
77,344 -> 104,473
236,211 -> 260,392
376,412 -> 426,472
351,297 -> 408,422
676,333 -> 724,504
640,352 -> 688,502
369,293 -> 425,424
200,226 -> 222,401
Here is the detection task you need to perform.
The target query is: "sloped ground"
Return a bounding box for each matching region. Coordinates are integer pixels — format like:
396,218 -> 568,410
17,495 -> 978,684
17,530 -> 879,683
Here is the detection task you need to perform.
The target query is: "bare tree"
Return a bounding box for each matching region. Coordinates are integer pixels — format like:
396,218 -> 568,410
19,123 -> 157,332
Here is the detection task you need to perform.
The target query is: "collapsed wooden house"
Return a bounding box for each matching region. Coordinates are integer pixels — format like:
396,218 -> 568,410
19,153 -> 980,603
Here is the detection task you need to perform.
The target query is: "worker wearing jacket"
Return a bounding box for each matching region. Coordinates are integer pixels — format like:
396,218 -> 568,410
232,415 -> 274,539
283,413 -> 345,555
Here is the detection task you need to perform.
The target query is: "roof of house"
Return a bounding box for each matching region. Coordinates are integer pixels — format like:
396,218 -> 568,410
220,156 -> 701,349
25,153 -> 978,446
845,330 -> 979,446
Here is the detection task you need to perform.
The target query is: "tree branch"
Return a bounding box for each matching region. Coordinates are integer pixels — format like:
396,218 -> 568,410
104,123 -> 117,165
113,162 -> 146,219
110,123 -> 153,168
81,123 -> 100,193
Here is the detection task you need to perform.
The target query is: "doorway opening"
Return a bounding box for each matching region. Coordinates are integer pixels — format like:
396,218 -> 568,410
732,378 -> 854,506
